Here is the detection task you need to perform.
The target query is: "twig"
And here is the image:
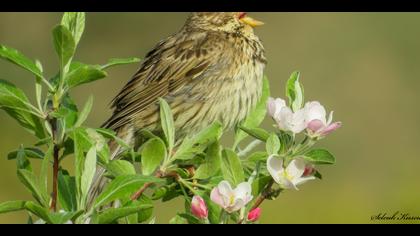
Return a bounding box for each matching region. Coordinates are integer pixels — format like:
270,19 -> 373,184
130,172 -> 163,201
238,140 -> 262,158
49,117 -> 60,212
237,179 -> 275,224
251,179 -> 274,210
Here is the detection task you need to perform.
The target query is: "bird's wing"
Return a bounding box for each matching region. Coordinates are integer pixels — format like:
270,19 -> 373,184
103,31 -> 228,130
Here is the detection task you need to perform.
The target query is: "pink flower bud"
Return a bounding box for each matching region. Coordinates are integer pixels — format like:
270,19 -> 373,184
303,164 -> 315,177
191,195 -> 208,219
321,122 -> 342,136
247,208 -> 261,222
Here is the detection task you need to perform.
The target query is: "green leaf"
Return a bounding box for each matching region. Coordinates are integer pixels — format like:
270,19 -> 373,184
238,126 -> 269,142
266,133 -> 280,155
48,210 -> 83,224
128,195 -> 153,223
17,169 -> 48,207
0,200 -> 26,214
74,95 -> 93,127
194,141 -> 221,179
202,194 -> 221,224
172,121 -> 223,161
34,60 -> 44,110
0,80 -> 44,138
58,170 -> 77,212
70,127 -> 91,205
93,175 -> 162,209
251,175 -> 272,196
70,127 -> 109,174
314,170 -> 323,180
8,147 -> 44,160
86,128 -> 110,165
161,185 -> 182,202
141,138 -> 167,176
66,62 -> 107,88
158,98 -> 175,152
233,76 -> 270,148
24,202 -> 52,223
0,44 -> 43,78
244,151 -> 268,171
39,145 -> 53,204
220,149 -> 245,186
286,71 -> 304,112
100,57 -> 141,70
94,204 -> 153,224
80,147 -> 97,208
61,12 -> 85,46
169,215 -> 188,224
52,25 -> 76,71
178,213 -> 200,224
53,94 -> 78,129
303,149 -> 335,164
151,186 -> 168,200
15,146 -> 32,171
106,160 -> 136,178
95,128 -> 131,149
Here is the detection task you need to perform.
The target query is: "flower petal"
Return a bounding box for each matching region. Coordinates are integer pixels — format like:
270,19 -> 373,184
217,180 -> 233,197
321,122 -> 342,136
293,176 -> 316,186
275,106 -> 292,131
267,97 -> 286,118
326,111 -> 334,125
304,101 -> 326,125
307,119 -> 325,133
227,198 -> 245,213
290,108 -> 306,133
191,195 -> 208,219
210,187 -> 226,208
285,158 -> 306,180
233,182 -> 252,202
278,175 -> 296,190
247,208 -> 261,222
267,155 -> 283,184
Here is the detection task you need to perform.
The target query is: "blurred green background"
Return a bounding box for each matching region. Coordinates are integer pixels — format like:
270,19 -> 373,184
0,13 -> 419,224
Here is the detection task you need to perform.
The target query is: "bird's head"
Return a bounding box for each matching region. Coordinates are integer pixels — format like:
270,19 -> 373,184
185,12 -> 264,35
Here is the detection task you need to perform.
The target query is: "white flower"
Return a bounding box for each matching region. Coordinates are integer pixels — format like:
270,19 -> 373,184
267,97 -> 306,134
267,98 -> 342,136
304,101 -> 341,137
210,180 -> 253,213
267,156 -> 315,190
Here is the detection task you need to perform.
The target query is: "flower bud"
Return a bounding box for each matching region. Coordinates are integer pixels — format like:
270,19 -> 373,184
303,164 -> 315,177
247,208 -> 261,222
191,195 -> 208,219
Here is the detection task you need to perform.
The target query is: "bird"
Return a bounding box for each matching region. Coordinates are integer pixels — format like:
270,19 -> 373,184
87,12 -> 267,206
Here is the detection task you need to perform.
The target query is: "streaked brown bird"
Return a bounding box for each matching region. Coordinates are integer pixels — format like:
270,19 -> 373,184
88,12 -> 266,205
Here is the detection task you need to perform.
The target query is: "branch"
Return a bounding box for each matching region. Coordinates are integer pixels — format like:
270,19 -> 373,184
130,170 -> 182,201
250,179 -> 275,210
130,172 -> 163,201
48,117 -> 60,212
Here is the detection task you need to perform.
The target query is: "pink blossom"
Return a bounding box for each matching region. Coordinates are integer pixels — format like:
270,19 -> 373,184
191,195 -> 208,219
247,208 -> 261,222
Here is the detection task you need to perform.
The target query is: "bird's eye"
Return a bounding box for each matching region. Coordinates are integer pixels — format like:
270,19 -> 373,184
238,12 -> 247,19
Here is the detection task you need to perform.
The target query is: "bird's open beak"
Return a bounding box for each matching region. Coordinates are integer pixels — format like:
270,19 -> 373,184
240,16 -> 264,27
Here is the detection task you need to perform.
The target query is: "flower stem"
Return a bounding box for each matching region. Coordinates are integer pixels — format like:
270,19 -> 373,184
238,140 -> 262,158
219,210 -> 229,224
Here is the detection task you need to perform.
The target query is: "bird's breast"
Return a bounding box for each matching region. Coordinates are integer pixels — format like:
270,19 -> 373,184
171,54 -> 265,137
